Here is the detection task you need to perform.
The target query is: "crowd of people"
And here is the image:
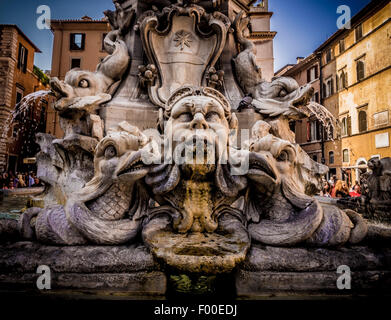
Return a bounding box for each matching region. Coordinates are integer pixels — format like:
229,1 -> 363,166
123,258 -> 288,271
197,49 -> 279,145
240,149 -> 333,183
320,175 -> 362,198
0,171 -> 42,190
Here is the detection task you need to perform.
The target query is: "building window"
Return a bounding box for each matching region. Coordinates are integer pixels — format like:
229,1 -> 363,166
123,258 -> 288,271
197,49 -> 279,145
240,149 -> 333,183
71,58 -> 81,69
341,117 -> 347,136
339,39 -> 345,53
340,70 -> 348,89
311,92 -> 319,103
17,43 -> 28,73
70,33 -> 85,51
307,66 -> 318,83
12,124 -> 18,139
358,110 -> 367,132
326,78 -> 334,97
312,154 -> 318,162
307,120 -> 321,142
101,33 -> 107,51
16,91 -> 23,105
329,151 -> 335,164
355,23 -> 363,42
356,60 -> 365,81
326,48 -> 332,63
343,149 -> 349,163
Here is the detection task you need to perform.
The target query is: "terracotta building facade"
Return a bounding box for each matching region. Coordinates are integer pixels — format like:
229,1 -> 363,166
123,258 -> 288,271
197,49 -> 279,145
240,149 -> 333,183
277,0 -> 391,185
0,25 -> 48,173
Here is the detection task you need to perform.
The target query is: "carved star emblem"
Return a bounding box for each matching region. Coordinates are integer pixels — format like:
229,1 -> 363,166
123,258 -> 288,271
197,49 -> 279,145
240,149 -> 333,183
173,31 -> 192,51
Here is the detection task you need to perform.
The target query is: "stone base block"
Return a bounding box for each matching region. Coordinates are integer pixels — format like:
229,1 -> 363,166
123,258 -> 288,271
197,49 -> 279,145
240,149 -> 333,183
236,245 -> 391,298
236,270 -> 391,298
0,242 -> 166,297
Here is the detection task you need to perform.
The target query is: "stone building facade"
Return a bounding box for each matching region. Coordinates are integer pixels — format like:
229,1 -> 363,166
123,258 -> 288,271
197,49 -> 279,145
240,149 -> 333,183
277,0 -> 391,184
0,25 -> 47,173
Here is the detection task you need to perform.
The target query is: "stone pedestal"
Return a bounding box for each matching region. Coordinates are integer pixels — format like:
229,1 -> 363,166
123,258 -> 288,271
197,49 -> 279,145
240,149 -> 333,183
0,242 -> 166,298
1,242 -> 390,299
236,245 -> 391,298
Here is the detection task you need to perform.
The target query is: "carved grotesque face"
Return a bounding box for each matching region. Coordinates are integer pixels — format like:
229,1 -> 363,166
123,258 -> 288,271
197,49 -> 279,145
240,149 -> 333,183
165,95 -> 231,176
248,134 -> 296,193
81,123 -> 160,197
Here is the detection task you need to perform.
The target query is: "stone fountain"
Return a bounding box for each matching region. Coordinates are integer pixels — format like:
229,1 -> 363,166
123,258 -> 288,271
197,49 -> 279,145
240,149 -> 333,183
0,0 -> 390,298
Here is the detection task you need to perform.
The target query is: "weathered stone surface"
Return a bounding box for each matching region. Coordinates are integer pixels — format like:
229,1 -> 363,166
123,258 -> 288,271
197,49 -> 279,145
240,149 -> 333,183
236,270 -> 391,297
241,245 -> 391,272
0,272 -> 166,295
0,242 -> 159,273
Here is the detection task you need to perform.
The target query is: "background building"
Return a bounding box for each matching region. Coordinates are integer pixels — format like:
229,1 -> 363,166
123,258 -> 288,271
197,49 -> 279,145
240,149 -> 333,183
277,0 -> 391,185
0,25 -> 49,173
276,54 -> 323,164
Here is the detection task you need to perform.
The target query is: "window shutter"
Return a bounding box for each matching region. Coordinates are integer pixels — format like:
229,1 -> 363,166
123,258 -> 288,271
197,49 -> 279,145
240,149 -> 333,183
336,75 -> 339,91
307,121 -> 311,142
315,66 -> 318,79
70,33 -> 74,50
17,44 -> 22,69
307,69 -> 311,82
81,34 -> 86,50
23,48 -> 28,73
359,111 -> 367,132
331,78 -> 334,95
347,116 -> 352,136
357,61 -> 365,81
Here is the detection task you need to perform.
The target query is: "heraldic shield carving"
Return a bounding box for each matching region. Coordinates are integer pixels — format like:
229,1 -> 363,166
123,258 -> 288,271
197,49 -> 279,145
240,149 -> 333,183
137,4 -> 231,107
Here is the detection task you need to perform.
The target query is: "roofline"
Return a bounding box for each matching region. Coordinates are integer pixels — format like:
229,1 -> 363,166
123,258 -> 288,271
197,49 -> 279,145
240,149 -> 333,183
274,64 -> 295,76
284,53 -> 319,75
0,24 -> 41,53
315,0 -> 390,52
50,19 -> 108,23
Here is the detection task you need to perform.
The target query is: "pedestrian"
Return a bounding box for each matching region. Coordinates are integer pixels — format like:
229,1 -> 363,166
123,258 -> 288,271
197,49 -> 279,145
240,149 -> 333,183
334,180 -> 350,198
28,173 -> 35,187
349,184 -> 362,197
321,181 -> 332,197
3,173 -> 9,190
17,172 -> 26,188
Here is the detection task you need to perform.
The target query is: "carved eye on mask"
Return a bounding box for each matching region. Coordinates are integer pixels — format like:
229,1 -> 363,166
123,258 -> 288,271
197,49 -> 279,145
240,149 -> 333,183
104,145 -> 117,159
277,148 -> 294,162
78,79 -> 89,88
278,89 -> 288,98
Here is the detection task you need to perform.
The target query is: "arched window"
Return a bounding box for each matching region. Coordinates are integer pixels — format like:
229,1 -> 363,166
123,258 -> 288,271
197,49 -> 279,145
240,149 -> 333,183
343,149 -> 349,163
358,110 -> 367,132
329,151 -> 335,164
356,60 -> 365,81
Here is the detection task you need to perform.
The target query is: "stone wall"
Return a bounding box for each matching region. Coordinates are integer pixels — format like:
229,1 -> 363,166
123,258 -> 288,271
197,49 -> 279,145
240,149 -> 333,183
0,26 -> 17,172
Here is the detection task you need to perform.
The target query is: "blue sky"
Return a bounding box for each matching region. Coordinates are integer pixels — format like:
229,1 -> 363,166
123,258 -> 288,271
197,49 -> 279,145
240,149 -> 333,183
0,0 -> 371,72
